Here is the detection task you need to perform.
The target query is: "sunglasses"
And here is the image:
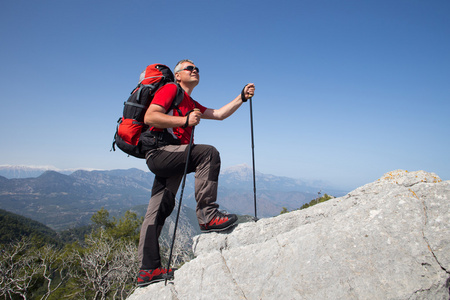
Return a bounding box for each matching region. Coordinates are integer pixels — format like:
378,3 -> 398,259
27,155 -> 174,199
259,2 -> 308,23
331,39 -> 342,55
179,65 -> 199,73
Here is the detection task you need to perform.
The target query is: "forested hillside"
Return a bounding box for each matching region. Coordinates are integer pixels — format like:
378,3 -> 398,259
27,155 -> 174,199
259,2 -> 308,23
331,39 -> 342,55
1,208 -> 145,299
0,209 -> 62,246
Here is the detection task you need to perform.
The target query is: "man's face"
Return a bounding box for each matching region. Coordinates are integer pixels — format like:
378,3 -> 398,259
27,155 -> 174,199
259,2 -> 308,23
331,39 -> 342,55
176,62 -> 200,86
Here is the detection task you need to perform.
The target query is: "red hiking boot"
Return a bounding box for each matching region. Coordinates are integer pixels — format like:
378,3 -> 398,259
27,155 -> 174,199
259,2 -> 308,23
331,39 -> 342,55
200,211 -> 238,233
137,267 -> 175,287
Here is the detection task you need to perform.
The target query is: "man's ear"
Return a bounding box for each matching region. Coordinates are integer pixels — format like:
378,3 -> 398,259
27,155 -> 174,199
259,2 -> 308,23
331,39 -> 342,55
174,72 -> 181,82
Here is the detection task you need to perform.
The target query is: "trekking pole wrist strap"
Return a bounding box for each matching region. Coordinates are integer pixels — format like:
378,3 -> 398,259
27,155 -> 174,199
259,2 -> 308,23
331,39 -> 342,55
241,84 -> 250,102
183,114 -> 190,128
182,109 -> 195,128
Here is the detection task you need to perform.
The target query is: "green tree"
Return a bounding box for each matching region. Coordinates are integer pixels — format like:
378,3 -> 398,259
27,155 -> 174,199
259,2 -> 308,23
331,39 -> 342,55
300,203 -> 310,210
91,208 -> 114,230
90,209 -> 141,244
300,194 -> 334,210
109,211 -> 142,244
280,207 -> 289,215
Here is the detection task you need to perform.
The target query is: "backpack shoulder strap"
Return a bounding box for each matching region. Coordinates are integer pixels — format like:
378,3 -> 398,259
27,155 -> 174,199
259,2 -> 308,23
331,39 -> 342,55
172,83 -> 185,108
167,83 -> 185,116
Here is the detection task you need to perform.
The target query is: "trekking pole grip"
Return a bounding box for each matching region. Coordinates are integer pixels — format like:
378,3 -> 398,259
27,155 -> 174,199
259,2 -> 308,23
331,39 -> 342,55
183,108 -> 201,128
192,108 -> 201,127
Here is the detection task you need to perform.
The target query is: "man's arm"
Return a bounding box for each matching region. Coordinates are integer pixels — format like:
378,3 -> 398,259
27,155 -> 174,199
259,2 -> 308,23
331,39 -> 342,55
202,83 -> 255,120
144,104 -> 183,128
143,82 -> 202,128
144,104 -> 201,128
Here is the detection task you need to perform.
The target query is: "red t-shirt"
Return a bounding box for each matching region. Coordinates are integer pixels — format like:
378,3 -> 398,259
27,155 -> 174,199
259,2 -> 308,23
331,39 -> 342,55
150,83 -> 207,144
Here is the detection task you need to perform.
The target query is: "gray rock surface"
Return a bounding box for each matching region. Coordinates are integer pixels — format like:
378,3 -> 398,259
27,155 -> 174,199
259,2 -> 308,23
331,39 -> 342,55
128,170 -> 450,300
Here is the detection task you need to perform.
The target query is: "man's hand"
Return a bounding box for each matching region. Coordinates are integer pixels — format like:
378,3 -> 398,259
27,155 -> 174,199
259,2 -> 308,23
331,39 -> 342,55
187,108 -> 202,127
243,83 -> 255,101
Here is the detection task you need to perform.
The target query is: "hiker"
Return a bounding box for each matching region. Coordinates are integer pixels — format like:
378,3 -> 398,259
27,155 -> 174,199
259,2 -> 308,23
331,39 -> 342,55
137,59 -> 255,286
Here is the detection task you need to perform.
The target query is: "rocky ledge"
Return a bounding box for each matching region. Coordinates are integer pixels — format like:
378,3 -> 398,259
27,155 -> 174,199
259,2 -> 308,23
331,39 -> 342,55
129,170 -> 450,300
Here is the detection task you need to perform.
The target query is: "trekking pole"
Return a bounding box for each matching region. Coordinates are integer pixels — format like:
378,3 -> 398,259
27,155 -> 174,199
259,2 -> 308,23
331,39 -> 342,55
165,108 -> 199,285
249,97 -> 258,222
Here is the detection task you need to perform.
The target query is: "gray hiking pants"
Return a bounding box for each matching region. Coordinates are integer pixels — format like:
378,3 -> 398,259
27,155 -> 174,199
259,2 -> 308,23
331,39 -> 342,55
138,144 -> 220,269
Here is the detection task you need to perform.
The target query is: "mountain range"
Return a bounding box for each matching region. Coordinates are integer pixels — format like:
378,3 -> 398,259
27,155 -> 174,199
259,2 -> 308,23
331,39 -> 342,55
0,165 -> 75,178
0,164 -> 346,231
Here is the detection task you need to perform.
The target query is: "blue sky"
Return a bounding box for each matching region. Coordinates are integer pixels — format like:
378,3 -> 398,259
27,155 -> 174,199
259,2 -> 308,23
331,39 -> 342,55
1,0 -> 449,191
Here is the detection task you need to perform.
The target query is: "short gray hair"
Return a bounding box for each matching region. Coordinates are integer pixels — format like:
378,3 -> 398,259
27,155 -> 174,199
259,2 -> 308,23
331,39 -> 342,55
174,59 -> 195,74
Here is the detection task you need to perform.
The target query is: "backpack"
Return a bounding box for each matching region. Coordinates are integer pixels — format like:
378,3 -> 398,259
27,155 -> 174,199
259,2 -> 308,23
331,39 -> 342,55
112,64 -> 184,158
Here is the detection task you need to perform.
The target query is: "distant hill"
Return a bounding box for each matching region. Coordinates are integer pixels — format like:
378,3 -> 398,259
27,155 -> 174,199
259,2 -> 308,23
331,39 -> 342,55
0,165 -> 347,231
0,209 -> 62,246
0,169 -> 154,230
0,165 -> 74,178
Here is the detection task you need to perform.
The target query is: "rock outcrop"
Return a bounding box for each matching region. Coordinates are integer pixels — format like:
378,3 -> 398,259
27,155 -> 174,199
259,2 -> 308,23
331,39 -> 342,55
128,170 -> 450,300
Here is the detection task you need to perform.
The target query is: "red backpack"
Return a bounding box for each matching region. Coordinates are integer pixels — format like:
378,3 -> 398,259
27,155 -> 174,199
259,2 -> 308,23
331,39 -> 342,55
112,64 -> 184,158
